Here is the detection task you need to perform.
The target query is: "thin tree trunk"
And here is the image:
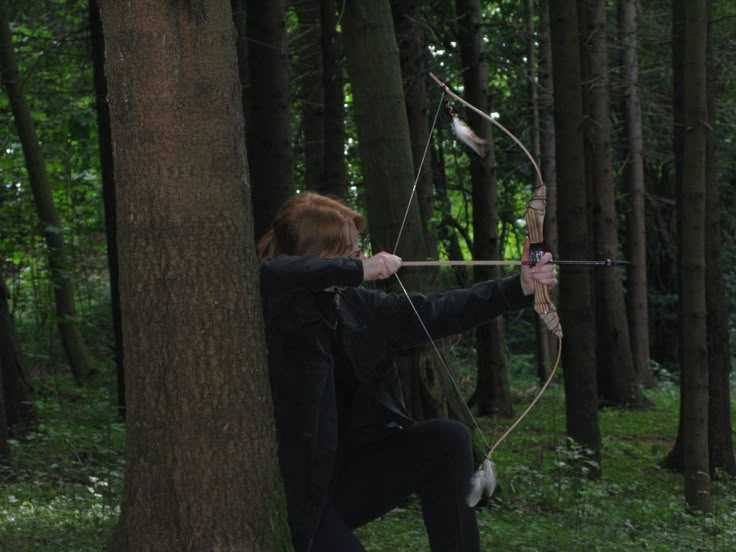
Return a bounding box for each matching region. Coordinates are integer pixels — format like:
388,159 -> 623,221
704,0 -> 735,477
0,363 -> 8,464
0,266 -> 35,432
320,0 -> 346,198
246,0 -> 293,240
392,0 -> 436,251
549,0 -> 601,471
677,0 -> 711,513
528,0 -> 550,380
0,0 -> 94,384
618,0 -> 653,388
100,1 -> 290,548
580,0 -> 643,407
89,0 -> 124,415
455,0 -> 511,417
538,0 -> 558,382
295,0 -> 325,192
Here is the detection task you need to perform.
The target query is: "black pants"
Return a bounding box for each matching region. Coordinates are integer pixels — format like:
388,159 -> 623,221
309,418 -> 481,552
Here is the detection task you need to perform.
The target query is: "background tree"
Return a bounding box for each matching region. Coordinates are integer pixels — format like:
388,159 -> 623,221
579,0 -> 643,407
704,0 -> 735,476
0,265 -> 34,433
0,359 -> 7,464
99,1 -> 289,548
293,0 -> 346,198
455,0 -> 511,417
536,0 -> 558,381
617,0 -> 654,387
673,0 -> 710,513
0,0 -> 94,384
549,0 -> 601,470
89,0 -> 124,415
392,0 -> 436,248
342,0 -> 466,422
245,0 -> 294,240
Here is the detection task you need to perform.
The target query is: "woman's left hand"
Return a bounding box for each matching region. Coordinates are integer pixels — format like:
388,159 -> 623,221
520,239 -> 557,296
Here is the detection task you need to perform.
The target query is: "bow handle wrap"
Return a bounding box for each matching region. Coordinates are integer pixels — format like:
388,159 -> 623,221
525,186 -> 563,338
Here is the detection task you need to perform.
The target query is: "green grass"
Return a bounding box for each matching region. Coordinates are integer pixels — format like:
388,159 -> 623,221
0,373 -> 123,552
358,383 -> 736,551
1,372 -> 735,551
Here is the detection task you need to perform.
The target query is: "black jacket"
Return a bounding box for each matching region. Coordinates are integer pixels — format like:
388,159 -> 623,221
260,255 -> 532,547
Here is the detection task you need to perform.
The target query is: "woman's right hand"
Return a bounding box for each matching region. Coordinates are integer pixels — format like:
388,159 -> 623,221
361,252 -> 402,281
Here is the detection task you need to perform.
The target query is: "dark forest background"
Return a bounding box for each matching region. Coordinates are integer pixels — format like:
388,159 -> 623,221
1,0 -> 735,550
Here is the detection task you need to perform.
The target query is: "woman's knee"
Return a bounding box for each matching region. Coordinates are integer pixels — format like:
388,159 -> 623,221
424,418 -> 472,456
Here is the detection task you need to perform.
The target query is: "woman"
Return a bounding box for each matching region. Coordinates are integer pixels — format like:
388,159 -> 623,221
259,192 -> 556,552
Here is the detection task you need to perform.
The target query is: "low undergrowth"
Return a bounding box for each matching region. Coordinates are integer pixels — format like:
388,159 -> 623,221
1,370 -> 735,551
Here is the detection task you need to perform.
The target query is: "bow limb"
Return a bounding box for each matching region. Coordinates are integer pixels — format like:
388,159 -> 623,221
429,73 -> 562,338
429,72 -> 544,187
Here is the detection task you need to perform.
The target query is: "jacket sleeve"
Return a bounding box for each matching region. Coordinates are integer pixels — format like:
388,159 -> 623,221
261,255 -> 363,293
363,274 -> 534,352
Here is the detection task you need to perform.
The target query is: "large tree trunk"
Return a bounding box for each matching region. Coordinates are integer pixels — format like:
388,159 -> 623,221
455,0 -> 511,418
675,0 -> 711,513
100,2 -> 290,549
704,0 -> 735,477
246,0 -> 293,240
89,0 -> 125,416
618,0 -> 653,388
342,0 -> 467,424
549,0 -> 601,470
0,0 -> 94,384
580,0 -> 642,407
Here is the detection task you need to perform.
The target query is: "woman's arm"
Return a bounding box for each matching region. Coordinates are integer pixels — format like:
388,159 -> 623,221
261,255 -> 364,292
361,275 -> 533,352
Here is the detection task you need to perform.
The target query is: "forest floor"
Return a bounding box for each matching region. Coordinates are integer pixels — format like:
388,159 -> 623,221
1,366 -> 735,551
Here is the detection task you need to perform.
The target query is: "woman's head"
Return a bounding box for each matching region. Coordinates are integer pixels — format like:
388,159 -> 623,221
258,193 -> 366,260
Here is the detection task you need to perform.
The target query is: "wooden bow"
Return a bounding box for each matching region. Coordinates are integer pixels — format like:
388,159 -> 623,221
428,72 -> 562,340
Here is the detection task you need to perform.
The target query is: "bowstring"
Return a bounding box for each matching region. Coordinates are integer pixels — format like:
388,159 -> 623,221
392,91 -> 445,255
392,88 -> 491,453
393,75 -> 562,466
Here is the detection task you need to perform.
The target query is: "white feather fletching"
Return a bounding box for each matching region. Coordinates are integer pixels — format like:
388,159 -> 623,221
452,116 -> 488,157
466,459 -> 497,507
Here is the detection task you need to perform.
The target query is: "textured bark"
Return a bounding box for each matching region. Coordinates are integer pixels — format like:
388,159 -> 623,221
549,0 -> 601,468
0,0 -> 94,383
246,0 -> 293,240
100,1 -> 290,549
455,0 -> 511,417
580,0 -> 643,407
676,0 -> 711,513
618,0 -> 653,388
89,0 -> 125,415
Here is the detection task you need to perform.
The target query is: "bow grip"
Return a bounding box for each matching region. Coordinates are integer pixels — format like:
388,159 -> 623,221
528,241 -> 546,267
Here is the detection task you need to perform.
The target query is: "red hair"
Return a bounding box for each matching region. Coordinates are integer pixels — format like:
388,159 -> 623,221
258,193 -> 365,259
